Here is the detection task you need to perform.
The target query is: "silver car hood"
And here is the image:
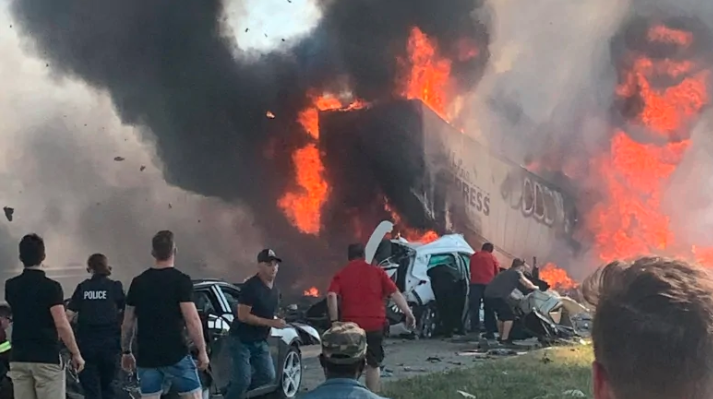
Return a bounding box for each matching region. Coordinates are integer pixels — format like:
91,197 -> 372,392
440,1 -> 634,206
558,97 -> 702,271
289,322 -> 321,345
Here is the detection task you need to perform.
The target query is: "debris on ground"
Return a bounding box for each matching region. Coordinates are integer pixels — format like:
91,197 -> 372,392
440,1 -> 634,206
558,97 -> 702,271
403,366 -> 428,372
563,389 -> 586,397
140,165 -> 146,171
541,353 -> 552,364
114,156 -> 125,161
487,349 -> 519,357
457,351 -> 489,358
381,368 -> 394,378
3,207 -> 13,222
457,390 -> 477,398
426,356 -> 441,363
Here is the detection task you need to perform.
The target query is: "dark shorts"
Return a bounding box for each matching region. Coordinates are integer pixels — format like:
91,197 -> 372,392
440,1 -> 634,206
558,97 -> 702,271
485,297 -> 515,322
365,331 -> 385,368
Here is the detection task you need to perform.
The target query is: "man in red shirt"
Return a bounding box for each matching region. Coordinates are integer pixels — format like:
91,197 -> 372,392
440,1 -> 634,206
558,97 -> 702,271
327,243 -> 415,393
469,242 -> 500,339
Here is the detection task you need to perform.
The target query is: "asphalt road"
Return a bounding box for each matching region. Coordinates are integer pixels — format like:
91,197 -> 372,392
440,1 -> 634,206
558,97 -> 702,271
296,336 -> 499,396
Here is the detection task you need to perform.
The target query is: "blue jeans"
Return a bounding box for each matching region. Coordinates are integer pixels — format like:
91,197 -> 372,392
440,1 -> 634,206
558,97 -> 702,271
137,355 -> 202,396
225,337 -> 275,399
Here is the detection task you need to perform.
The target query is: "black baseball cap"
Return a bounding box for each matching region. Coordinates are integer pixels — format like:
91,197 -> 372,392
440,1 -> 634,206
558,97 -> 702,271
257,249 -> 282,263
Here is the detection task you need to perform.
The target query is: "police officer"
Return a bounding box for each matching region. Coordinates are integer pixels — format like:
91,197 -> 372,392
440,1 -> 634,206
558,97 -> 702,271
66,254 -> 126,399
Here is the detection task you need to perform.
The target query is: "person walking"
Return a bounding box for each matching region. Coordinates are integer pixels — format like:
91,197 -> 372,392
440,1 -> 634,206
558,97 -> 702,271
468,242 -> 500,339
327,243 -> 415,393
66,253 -> 126,399
302,322 -> 390,399
5,233 -> 85,399
484,258 -> 539,344
225,249 -> 286,399
120,230 -> 208,399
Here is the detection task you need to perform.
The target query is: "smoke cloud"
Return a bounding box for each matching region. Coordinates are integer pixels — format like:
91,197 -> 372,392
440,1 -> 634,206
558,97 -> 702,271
6,0 -> 489,289
0,5 -> 262,291
465,0 -> 713,276
11,0 -> 713,288
464,0 -> 631,165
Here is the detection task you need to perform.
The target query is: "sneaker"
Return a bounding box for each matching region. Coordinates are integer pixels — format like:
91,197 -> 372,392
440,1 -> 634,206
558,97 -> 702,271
497,338 -> 514,345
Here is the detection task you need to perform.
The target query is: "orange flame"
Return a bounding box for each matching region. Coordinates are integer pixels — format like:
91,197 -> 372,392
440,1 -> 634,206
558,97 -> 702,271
279,93 -> 367,234
539,263 -> 577,291
399,27 -> 452,120
588,23 -> 711,263
278,144 -> 329,235
383,199 -> 439,244
303,287 -> 320,297
647,25 -> 694,46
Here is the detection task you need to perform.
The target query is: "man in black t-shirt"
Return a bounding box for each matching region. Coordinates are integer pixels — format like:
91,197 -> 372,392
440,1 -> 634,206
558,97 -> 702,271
225,249 -> 286,399
5,233 -> 85,399
484,259 -> 539,344
120,230 -> 208,399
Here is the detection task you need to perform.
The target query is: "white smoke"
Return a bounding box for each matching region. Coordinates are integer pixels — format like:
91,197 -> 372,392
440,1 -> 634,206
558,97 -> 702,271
0,4 -> 264,292
222,0 -> 323,54
461,0 -> 713,274
464,0 -> 632,164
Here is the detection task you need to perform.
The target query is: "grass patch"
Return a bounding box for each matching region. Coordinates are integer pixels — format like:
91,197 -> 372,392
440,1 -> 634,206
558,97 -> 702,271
383,345 -> 593,399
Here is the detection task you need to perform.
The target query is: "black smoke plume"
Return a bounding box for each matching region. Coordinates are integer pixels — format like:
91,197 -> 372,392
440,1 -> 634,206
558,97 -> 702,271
9,0 -> 490,286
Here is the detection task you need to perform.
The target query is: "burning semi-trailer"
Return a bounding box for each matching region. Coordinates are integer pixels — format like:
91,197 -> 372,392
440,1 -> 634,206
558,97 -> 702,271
318,98 -> 581,274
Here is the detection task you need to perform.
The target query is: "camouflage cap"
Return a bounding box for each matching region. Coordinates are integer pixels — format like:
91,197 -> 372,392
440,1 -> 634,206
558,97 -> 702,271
321,322 -> 367,364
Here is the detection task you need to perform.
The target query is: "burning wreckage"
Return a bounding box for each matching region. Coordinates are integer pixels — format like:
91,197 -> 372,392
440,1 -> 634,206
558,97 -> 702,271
296,220 -> 592,344
289,97 -> 591,343
293,15 -> 713,343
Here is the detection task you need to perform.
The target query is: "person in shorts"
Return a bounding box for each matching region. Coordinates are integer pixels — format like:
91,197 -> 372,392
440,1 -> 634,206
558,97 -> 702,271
484,258 -> 539,344
120,230 -> 208,399
327,243 -> 415,393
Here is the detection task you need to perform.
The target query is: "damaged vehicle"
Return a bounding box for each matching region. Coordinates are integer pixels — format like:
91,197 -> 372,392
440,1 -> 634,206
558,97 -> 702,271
506,287 -> 593,344
65,278 -> 321,399
305,221 -> 475,338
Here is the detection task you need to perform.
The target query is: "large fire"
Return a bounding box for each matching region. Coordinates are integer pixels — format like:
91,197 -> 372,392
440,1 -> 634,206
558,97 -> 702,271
383,198 -> 439,243
587,21 -> 711,263
280,27 -> 457,237
399,27 -> 452,120
278,93 -> 366,235
539,263 -> 578,291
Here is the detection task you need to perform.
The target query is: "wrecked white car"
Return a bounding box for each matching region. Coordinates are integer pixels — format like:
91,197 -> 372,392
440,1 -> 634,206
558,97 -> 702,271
304,220 -> 474,338
367,221 -> 475,338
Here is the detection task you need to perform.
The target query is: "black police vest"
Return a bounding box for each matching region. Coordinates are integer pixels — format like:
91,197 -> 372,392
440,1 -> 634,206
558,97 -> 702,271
75,277 -> 121,337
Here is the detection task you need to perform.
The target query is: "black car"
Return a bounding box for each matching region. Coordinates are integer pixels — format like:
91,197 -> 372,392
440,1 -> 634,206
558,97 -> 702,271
65,278 -> 321,399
